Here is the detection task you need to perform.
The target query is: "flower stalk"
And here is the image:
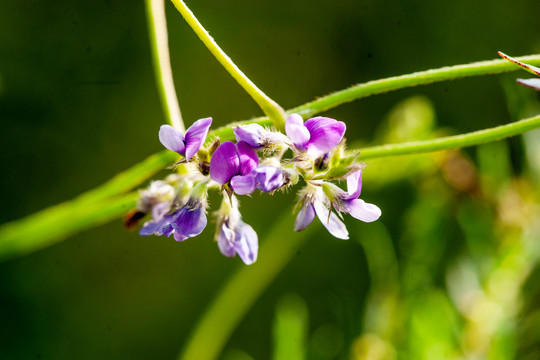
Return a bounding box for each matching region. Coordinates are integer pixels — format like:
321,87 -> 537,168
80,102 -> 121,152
168,0 -> 287,130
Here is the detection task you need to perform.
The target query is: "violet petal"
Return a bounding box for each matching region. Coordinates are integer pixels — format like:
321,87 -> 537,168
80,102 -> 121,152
173,231 -> 187,242
184,117 -> 212,161
161,223 -> 174,237
253,166 -> 283,192
173,207 -> 207,238
159,125 -> 186,155
313,200 -> 349,240
210,141 -> 240,185
231,175 -> 256,195
236,141 -> 259,176
344,199 -> 381,223
285,114 -> 310,151
234,124 -> 265,149
233,222 -> 259,265
294,201 -> 316,231
139,220 -> 161,236
217,224 -> 236,258
304,117 -> 346,155
344,170 -> 363,200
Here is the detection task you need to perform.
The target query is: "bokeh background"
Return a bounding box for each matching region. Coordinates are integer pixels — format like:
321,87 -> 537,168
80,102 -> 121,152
1,0 -> 540,359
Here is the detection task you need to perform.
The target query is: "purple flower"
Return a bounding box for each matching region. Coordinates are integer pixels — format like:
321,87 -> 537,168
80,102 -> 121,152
159,117 -> 212,161
210,141 -> 259,195
139,212 -> 177,236
285,114 -> 346,156
171,203 -> 207,241
499,52 -> 540,91
139,182 -> 208,241
252,166 -> 284,192
294,170 -> 381,239
216,195 -> 258,265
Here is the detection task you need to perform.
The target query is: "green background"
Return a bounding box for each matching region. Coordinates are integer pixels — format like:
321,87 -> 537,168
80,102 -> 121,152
1,0 -> 540,359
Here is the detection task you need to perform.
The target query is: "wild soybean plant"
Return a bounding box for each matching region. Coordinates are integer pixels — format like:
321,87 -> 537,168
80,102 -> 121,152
134,115 -> 381,265
131,2 -> 538,266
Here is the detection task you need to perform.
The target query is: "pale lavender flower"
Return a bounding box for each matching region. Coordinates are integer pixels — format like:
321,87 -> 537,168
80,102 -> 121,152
336,170 -> 382,222
294,170 -> 381,239
285,114 -> 346,156
209,141 -> 259,195
159,117 -> 213,160
216,195 -> 258,265
234,123 -> 289,150
499,52 -> 540,91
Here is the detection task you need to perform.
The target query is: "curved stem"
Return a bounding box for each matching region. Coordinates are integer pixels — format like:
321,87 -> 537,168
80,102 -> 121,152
290,54 -> 540,118
0,192 -> 138,262
356,114 -> 540,160
178,212 -> 313,360
168,0 -> 287,130
146,0 -> 185,131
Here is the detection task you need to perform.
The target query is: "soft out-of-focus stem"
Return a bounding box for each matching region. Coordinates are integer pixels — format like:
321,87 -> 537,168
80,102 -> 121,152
0,192 -> 138,262
290,54 -> 540,118
178,213 -> 313,360
146,0 -> 185,131
168,0 -> 287,130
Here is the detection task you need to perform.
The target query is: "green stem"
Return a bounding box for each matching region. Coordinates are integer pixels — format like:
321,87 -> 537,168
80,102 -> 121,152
178,212 -> 313,360
356,114 -> 540,160
168,0 -> 287,130
146,0 -> 185,131
0,192 -> 138,262
290,55 -> 540,118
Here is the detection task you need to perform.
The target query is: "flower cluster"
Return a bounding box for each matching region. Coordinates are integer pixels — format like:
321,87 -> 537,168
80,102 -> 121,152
130,114 -> 381,265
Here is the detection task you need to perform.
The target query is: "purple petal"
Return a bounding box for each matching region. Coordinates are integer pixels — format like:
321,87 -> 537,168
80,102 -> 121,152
231,175 -> 256,195
139,220 -> 161,236
236,141 -> 259,176
304,117 -> 346,155
344,199 -> 381,223
285,114 -> 310,151
344,170 -> 362,200
313,200 -> 349,240
234,124 -> 265,149
233,222 -> 259,265
517,78 -> 540,91
210,141 -> 240,185
161,223 -> 174,237
253,166 -> 283,192
173,231 -> 187,242
217,224 -> 236,257
159,125 -> 186,155
294,201 -> 316,231
173,207 -> 207,238
184,117 -> 212,160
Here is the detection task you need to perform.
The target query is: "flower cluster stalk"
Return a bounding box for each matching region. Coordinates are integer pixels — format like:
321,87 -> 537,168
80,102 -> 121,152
168,0 -> 287,130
